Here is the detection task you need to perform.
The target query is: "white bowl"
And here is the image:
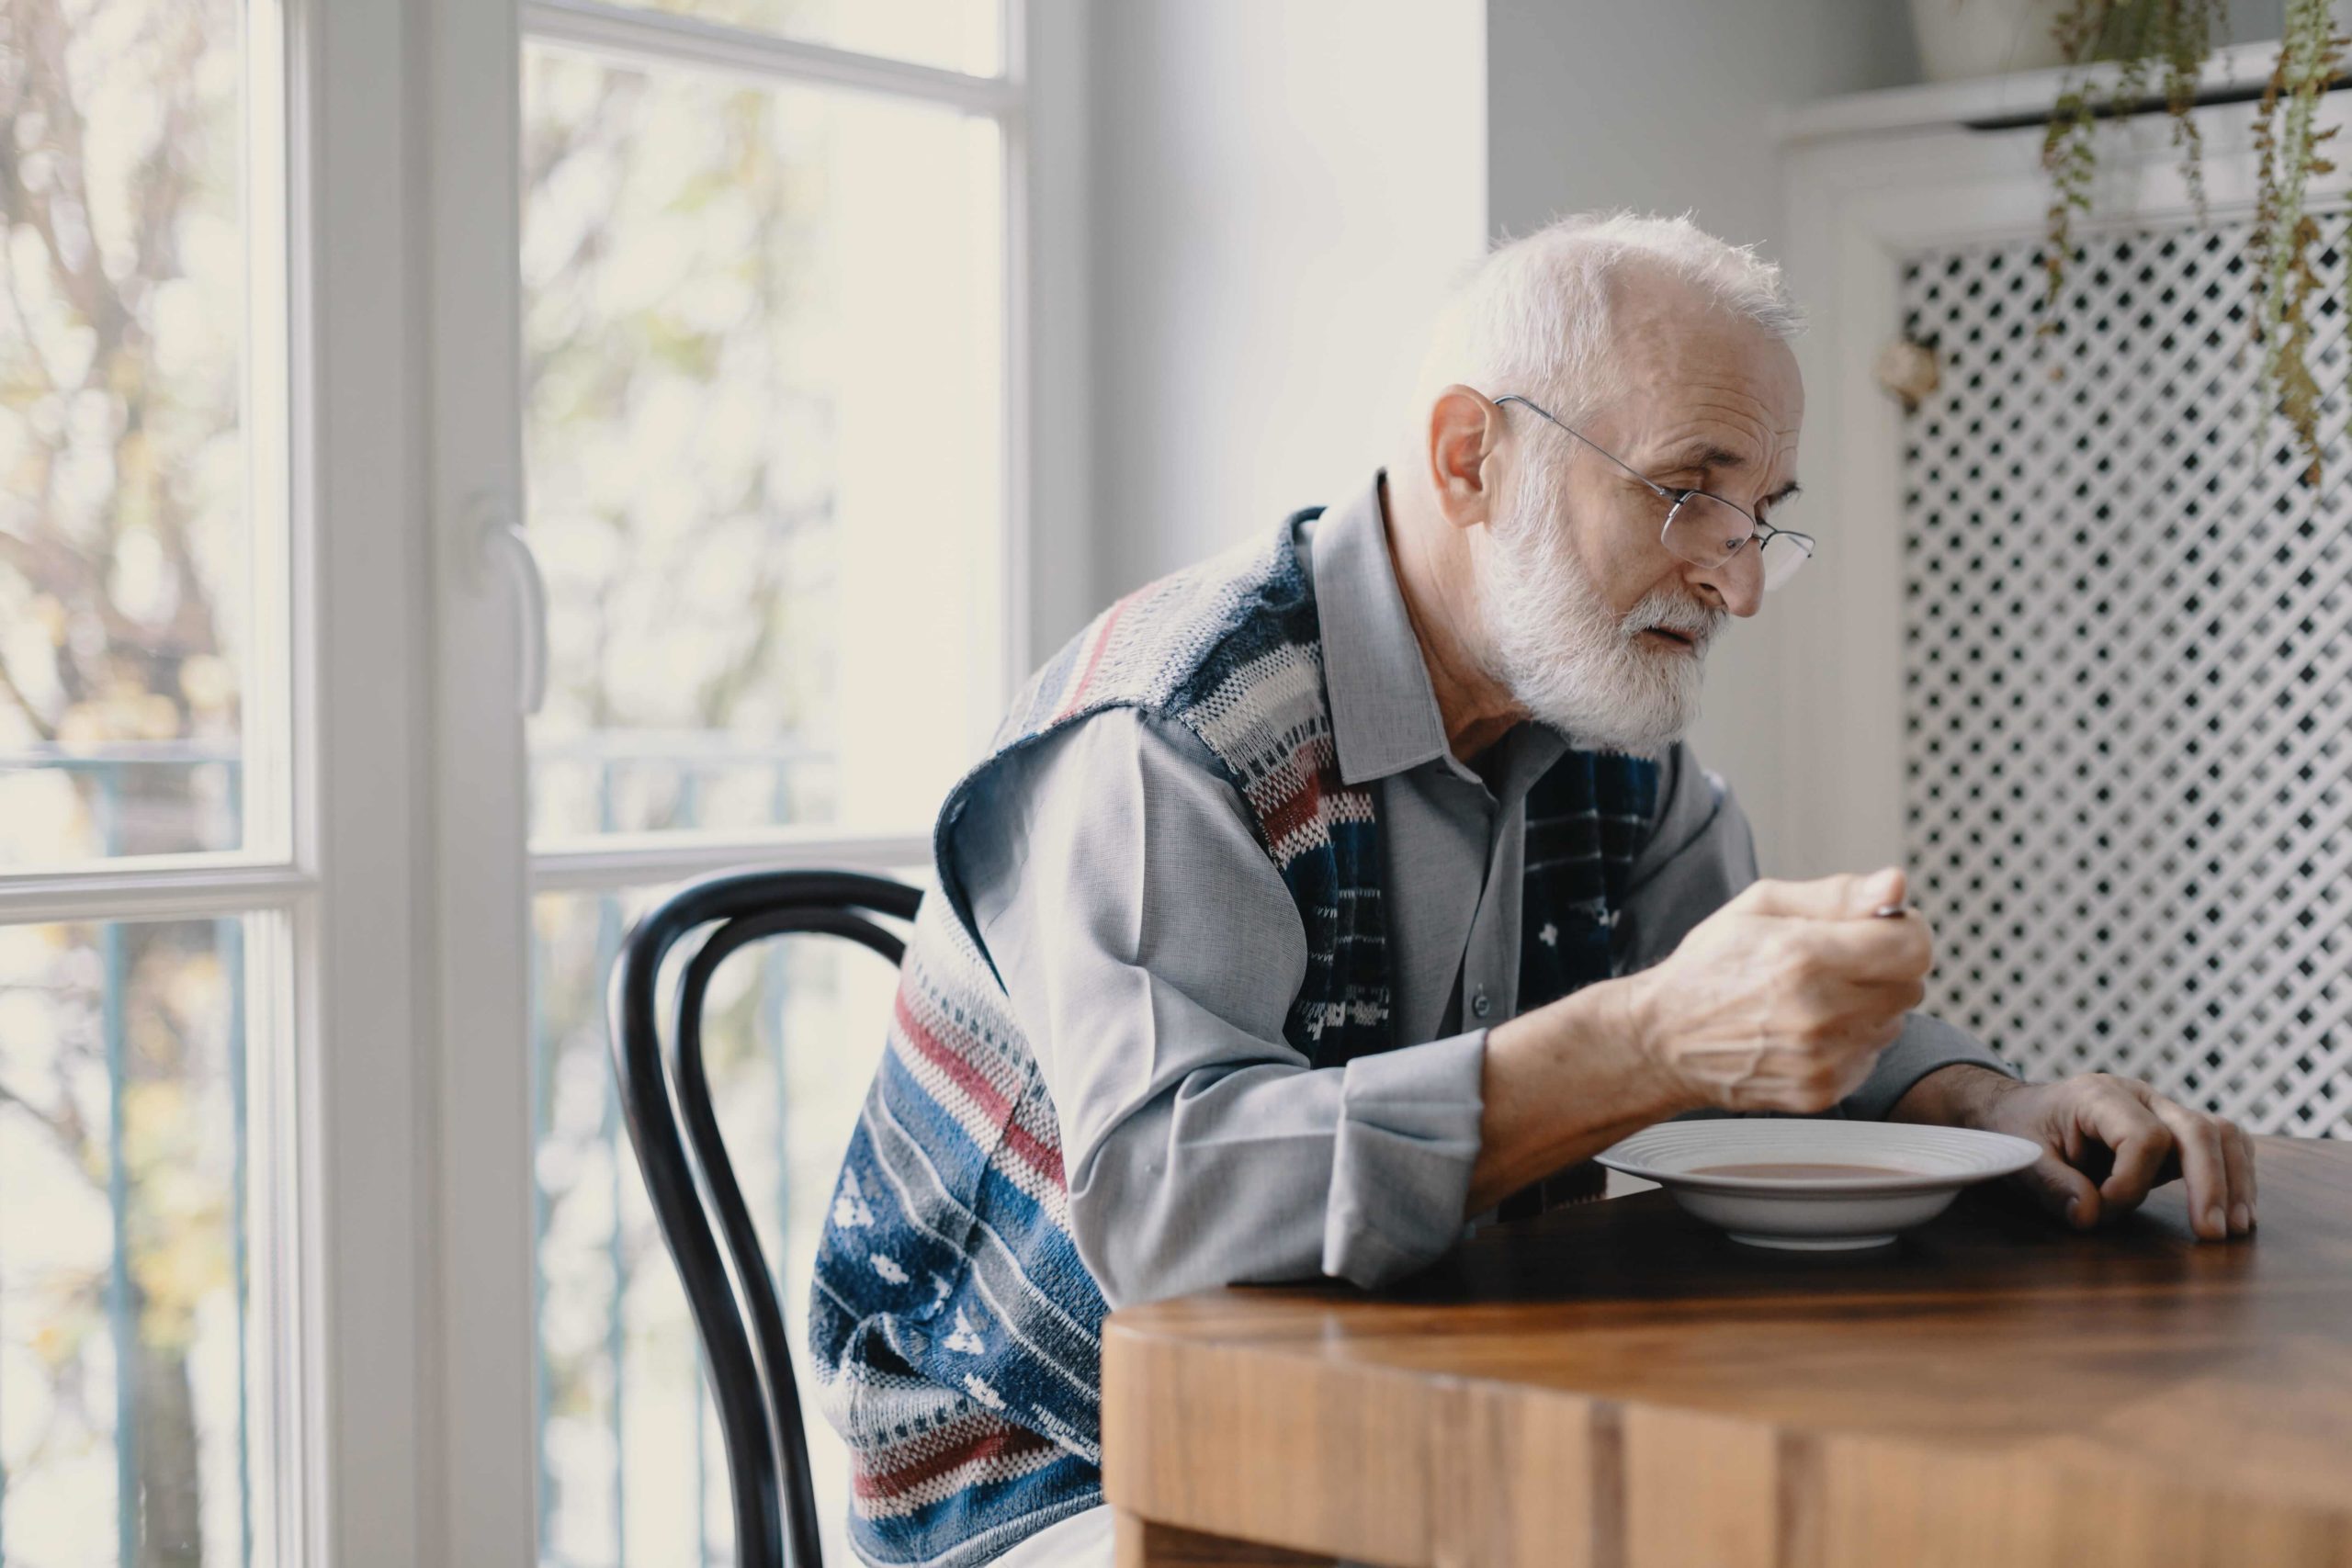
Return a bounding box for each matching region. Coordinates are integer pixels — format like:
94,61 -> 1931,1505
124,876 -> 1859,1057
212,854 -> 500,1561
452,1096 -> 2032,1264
1596,1119 -> 2043,1251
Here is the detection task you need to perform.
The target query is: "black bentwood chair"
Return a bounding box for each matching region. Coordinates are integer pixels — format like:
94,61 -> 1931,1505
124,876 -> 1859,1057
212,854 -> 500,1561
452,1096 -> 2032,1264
607,868 -> 924,1568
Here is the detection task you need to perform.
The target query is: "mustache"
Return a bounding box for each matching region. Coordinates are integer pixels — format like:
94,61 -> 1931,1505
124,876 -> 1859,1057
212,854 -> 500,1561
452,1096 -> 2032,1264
1620,592 -> 1727,647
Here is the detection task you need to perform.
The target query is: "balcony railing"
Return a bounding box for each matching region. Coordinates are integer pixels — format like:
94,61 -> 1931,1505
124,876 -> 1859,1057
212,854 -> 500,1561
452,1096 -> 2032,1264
2,735 -> 842,1568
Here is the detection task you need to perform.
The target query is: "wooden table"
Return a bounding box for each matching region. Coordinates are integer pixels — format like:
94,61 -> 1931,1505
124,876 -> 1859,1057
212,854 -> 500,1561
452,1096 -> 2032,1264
1103,1135 -> 2352,1568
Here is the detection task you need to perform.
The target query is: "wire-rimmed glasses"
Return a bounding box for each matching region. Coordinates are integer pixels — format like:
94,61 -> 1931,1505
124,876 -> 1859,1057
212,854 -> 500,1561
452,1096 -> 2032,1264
1494,393 -> 1815,591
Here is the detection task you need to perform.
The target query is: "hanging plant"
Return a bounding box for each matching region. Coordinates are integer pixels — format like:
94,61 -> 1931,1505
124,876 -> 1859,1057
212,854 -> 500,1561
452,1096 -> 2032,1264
2040,0 -> 2347,482
2041,1 -> 2224,310
2250,0 -> 2344,482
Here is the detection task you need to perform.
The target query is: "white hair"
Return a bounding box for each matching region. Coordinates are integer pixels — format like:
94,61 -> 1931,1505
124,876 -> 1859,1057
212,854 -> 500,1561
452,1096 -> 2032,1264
1419,209 -> 1804,429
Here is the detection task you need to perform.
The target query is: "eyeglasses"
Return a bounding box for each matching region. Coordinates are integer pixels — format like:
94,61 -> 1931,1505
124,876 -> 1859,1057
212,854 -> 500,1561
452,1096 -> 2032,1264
1493,393 -> 1815,592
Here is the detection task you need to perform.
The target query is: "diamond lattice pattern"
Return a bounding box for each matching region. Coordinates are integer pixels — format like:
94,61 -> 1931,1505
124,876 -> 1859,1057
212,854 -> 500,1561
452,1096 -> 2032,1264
1900,221 -> 2350,1138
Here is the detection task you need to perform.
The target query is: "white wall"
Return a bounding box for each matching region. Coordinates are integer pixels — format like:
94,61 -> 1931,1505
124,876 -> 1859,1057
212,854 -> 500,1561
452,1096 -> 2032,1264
1484,0 -> 1919,873
1486,1 -> 2303,250
1085,0 -> 1489,603
1487,0 -> 1918,251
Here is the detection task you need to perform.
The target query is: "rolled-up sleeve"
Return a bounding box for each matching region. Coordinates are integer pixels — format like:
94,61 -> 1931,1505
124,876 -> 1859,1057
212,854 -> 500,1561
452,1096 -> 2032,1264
951,708 -> 1486,1308
1618,743 -> 2018,1122
1838,1010 -> 2015,1119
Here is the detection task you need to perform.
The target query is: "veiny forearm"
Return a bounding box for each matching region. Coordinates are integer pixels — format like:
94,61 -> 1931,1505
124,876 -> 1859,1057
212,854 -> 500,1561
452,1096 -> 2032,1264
1466,977 -> 1697,1213
1885,1060 -> 2014,1129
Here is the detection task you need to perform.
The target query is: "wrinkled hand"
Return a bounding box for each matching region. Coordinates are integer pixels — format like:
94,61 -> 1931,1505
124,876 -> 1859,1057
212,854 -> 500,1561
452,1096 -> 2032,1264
1629,866 -> 1931,1114
1967,1071 -> 2258,1241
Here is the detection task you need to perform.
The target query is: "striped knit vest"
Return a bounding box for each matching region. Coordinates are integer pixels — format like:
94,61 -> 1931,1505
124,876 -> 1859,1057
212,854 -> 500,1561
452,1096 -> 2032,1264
808,514 -> 1658,1566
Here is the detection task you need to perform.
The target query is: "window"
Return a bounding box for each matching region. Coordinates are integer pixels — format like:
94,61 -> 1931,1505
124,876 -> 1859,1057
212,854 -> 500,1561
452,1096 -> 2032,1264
0,917 -> 280,1566
510,5 -> 1019,1564
0,3 -> 298,1562
520,43 -> 1005,847
7,0 -> 1057,1559
0,0 -> 288,874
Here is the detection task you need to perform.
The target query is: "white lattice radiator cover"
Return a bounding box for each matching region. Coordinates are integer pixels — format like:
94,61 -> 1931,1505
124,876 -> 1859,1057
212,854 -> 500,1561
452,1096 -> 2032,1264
1899,220 -> 2350,1138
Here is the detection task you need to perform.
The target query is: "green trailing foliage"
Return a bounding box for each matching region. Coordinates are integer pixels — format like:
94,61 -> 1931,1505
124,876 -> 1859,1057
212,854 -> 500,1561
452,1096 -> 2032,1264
2043,1 -> 2226,315
2251,0 -> 2345,483
2041,0 -> 2347,483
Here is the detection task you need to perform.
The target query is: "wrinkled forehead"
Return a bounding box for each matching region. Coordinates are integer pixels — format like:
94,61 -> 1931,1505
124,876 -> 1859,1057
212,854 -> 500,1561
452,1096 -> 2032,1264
1590,287 -> 1804,463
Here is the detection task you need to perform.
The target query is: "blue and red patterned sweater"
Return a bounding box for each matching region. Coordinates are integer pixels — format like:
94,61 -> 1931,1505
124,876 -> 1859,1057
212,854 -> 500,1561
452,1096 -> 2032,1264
808,515 -> 1657,1565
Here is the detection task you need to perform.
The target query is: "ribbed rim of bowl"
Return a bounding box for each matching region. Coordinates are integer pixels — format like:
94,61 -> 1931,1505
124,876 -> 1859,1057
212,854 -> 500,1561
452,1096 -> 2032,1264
1596,1119 -> 2042,1192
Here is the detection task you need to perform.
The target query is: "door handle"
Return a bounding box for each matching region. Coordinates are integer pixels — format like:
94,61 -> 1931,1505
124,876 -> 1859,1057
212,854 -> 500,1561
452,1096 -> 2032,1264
475,496 -> 549,716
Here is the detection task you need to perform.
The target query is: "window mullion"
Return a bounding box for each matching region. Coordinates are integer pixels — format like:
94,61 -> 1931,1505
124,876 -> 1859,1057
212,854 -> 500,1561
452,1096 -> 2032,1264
299,0 -> 439,1561
522,0 -> 1020,114
421,0 -> 539,1557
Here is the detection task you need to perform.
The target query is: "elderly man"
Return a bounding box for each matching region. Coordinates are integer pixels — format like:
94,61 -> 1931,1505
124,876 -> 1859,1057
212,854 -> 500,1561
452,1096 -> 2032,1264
809,212 -> 2259,1568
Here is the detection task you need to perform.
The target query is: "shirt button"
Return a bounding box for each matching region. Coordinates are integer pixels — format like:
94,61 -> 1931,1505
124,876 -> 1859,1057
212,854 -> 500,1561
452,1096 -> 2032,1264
1471,988 -> 1493,1020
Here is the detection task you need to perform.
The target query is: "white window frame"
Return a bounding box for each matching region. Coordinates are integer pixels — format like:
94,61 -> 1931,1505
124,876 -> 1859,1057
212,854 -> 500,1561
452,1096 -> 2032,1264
0,0 -> 438,1562
418,1 -> 1088,1562
1,0 -> 462,1553
0,0 -> 1083,1560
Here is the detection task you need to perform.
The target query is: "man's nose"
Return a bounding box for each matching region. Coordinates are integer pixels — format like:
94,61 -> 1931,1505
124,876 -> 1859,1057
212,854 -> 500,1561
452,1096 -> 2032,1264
1687,543 -> 1765,618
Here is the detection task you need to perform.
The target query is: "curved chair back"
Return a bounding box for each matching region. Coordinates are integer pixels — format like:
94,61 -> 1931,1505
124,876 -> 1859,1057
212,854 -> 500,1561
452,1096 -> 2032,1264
607,869 -> 923,1568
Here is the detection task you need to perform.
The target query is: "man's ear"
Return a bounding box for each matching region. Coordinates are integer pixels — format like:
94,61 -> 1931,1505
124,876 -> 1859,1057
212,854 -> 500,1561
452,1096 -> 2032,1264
1426,384 -> 1503,532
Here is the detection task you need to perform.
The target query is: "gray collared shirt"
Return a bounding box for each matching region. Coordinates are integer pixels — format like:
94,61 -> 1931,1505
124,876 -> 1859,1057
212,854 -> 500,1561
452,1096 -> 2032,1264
951,475 -> 2008,1308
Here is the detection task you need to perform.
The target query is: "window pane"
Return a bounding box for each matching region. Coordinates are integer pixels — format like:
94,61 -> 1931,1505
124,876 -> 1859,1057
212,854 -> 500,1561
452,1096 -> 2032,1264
0,917 -> 256,1566
522,51 -> 1005,844
594,0 -> 1001,77
532,884 -> 907,1568
0,0 -> 266,867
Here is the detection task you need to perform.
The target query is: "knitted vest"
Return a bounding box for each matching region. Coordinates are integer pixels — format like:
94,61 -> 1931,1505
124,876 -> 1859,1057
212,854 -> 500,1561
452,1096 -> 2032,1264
808,516 -> 1658,1566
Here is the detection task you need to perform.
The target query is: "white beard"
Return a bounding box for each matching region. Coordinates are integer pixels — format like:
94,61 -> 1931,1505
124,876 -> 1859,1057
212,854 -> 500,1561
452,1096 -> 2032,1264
1474,457 -> 1725,756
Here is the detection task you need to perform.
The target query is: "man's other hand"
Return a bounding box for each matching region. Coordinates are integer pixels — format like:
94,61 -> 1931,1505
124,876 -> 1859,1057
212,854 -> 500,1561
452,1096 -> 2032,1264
1897,1065 -> 2257,1242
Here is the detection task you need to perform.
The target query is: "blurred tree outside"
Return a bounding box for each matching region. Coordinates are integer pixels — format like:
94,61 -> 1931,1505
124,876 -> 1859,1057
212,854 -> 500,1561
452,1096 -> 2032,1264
522,51 -> 839,845
1,0 -> 245,865
0,920 -> 240,1568
2,0 -> 251,1563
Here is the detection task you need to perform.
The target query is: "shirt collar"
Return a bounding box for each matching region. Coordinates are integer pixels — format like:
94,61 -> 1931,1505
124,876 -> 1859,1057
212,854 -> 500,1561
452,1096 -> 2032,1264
1308,472 -> 1457,785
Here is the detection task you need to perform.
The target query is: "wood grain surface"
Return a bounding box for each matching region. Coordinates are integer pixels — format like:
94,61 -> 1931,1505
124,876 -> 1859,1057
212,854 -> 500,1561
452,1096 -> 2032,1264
1102,1135 -> 2352,1568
